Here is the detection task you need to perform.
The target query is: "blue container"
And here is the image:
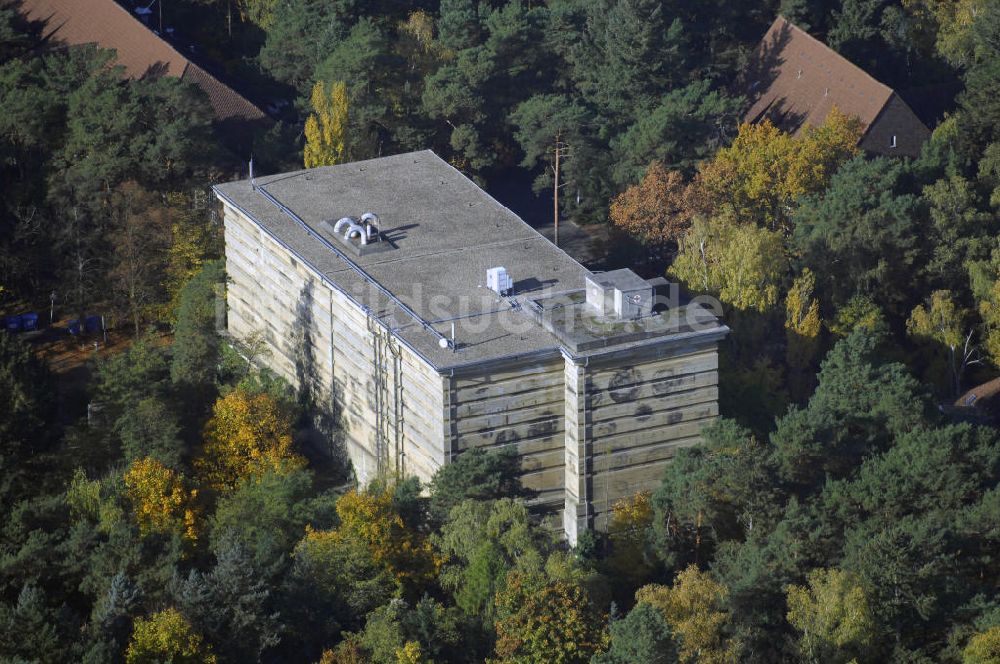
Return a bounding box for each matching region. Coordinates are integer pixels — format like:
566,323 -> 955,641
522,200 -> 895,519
67,319 -> 81,336
84,315 -> 102,334
20,313 -> 38,332
5,316 -> 21,332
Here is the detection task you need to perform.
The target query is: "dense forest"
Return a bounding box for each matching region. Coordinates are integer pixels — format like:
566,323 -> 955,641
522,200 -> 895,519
6,0 -> 1000,661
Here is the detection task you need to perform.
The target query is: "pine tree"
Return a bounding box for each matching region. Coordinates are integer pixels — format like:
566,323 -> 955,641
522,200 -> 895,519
594,602 -> 677,664
437,0 -> 480,51
170,260 -> 224,414
172,537 -> 282,661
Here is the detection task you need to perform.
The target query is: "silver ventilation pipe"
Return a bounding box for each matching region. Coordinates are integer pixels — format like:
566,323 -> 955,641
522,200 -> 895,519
361,212 -> 379,241
345,223 -> 368,245
333,217 -> 356,234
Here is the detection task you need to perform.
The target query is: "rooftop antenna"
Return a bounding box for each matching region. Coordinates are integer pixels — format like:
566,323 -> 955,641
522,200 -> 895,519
438,322 -> 456,352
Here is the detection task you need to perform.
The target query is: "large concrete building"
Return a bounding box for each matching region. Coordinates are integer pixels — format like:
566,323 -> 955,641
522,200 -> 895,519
213,151 -> 728,542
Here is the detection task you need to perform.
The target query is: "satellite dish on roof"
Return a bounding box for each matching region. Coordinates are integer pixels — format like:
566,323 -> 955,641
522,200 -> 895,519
438,338 -> 449,349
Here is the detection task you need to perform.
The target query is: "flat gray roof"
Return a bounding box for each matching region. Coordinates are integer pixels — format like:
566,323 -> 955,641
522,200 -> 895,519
214,150 -> 726,371
588,268 -> 650,293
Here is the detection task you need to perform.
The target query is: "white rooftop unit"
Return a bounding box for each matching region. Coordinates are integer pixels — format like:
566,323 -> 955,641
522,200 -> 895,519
486,266 -> 513,296
585,269 -> 653,320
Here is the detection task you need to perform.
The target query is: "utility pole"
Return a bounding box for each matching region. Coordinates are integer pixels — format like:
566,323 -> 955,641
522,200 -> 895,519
158,0 -> 163,34
553,130 -> 560,247
550,132 -> 570,248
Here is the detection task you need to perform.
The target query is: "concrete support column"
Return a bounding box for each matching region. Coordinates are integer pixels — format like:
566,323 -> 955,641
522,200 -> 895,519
442,373 -> 455,466
563,355 -> 590,546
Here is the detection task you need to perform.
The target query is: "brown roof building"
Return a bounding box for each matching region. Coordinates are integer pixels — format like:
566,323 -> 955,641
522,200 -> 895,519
743,16 -> 931,158
16,0 -> 268,131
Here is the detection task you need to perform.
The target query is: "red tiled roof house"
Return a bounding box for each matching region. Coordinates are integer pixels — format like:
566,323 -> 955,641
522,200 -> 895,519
15,0 -> 268,139
743,16 -> 931,158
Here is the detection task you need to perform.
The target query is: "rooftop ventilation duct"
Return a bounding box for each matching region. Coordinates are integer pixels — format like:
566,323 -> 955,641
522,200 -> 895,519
361,212 -> 379,240
333,217 -> 356,234
344,223 -> 368,245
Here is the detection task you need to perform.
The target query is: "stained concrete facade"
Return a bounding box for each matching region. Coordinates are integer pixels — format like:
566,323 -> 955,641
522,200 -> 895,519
215,150 -> 728,542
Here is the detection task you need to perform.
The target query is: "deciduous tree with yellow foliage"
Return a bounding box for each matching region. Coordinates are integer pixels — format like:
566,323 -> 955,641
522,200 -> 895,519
196,387 -> 305,493
907,290 -> 980,395
902,0 -> 984,65
304,81 -> 349,168
636,565 -> 738,664
605,490 -> 656,588
126,608 -> 216,664
297,486 -> 438,595
786,268 -> 822,392
395,641 -> 428,664
698,109 -> 862,232
786,568 -> 875,664
492,571 -> 609,664
668,214 -> 787,313
162,191 -> 219,323
124,457 -> 199,543
980,279 -> 1000,368
964,625 -> 1000,664
236,0 -> 278,28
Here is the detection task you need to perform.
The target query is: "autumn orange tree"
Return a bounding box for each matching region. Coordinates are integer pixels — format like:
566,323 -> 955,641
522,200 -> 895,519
124,457 -> 199,543
609,162 -> 704,247
195,387 -> 305,493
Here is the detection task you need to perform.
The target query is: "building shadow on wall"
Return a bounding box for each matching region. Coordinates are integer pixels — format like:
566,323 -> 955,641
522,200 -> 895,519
292,278 -> 352,485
